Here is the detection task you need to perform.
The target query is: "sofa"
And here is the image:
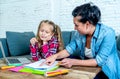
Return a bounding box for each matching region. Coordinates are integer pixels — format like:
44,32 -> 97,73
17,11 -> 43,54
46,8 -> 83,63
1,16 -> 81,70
0,31 -> 76,58
0,31 -> 120,58
116,35 -> 120,58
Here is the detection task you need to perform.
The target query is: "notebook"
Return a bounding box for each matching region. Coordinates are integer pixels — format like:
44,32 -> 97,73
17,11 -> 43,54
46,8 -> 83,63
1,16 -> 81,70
24,59 -> 59,71
0,41 -> 31,66
9,59 -> 59,75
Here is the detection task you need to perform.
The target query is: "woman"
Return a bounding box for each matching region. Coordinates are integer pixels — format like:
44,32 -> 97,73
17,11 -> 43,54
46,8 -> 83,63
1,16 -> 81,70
45,2 -> 120,79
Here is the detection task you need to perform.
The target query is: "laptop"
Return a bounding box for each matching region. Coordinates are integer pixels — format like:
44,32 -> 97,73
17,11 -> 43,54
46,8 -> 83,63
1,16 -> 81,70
0,41 -> 31,66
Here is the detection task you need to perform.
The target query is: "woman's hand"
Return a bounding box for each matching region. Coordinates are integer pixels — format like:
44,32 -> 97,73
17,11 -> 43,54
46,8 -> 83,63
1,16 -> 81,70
30,37 -> 38,45
60,58 -> 74,68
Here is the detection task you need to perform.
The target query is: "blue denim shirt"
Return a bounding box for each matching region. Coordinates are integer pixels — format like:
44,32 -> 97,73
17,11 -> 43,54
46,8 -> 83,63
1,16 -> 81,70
66,23 -> 120,79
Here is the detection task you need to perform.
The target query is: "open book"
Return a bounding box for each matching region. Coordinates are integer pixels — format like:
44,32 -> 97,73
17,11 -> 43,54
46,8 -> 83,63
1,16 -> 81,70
24,59 -> 59,71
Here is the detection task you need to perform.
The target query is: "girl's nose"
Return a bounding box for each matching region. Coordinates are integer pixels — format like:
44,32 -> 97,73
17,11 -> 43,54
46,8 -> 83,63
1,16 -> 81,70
42,31 -> 45,35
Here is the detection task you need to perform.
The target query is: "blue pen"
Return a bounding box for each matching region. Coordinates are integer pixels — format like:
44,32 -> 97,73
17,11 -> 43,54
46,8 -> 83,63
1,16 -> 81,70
37,68 -> 47,70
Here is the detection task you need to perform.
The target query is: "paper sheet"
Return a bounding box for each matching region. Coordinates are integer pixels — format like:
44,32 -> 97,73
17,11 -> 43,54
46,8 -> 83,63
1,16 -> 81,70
24,59 -> 58,70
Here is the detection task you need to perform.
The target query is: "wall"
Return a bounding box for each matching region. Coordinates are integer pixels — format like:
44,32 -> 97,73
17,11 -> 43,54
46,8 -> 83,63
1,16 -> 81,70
0,0 -> 53,37
0,0 -> 120,38
57,0 -> 120,35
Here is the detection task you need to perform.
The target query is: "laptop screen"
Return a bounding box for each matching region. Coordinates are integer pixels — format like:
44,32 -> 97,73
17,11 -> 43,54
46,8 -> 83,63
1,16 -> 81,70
0,41 -> 31,66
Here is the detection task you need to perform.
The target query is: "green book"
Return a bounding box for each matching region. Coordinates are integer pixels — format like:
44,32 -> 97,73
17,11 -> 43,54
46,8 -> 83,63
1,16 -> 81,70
20,59 -> 59,75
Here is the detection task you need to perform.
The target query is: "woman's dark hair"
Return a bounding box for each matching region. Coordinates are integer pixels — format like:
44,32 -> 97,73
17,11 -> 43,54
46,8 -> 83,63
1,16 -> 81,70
72,2 -> 101,25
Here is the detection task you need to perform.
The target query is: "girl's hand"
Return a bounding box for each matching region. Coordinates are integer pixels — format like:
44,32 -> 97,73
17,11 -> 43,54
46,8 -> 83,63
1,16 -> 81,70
45,55 -> 57,66
43,35 -> 53,42
60,58 -> 74,68
30,37 -> 38,45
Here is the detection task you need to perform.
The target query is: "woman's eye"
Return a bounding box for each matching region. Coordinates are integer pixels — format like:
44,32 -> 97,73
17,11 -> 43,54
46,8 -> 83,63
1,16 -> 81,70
75,24 -> 78,27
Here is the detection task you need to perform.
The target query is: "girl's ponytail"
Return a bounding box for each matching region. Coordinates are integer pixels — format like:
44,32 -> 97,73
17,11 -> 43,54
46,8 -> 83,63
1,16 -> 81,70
55,25 -> 64,51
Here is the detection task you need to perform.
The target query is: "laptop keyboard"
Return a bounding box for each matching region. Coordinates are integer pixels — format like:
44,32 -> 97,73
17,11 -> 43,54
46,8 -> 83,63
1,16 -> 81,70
8,59 -> 21,63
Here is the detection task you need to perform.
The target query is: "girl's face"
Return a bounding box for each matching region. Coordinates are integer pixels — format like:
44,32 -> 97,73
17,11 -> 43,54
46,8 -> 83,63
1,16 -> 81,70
73,16 -> 91,35
39,23 -> 54,41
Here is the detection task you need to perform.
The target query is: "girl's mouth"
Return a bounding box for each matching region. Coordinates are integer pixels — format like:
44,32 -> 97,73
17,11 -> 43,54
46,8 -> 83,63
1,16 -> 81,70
41,36 -> 46,39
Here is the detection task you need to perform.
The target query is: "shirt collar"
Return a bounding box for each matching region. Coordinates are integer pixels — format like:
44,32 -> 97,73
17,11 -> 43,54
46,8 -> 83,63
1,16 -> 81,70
93,23 -> 101,39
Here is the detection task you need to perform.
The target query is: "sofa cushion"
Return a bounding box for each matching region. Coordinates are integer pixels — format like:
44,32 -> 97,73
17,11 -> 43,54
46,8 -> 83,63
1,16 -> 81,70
6,31 -> 35,56
117,35 -> 120,51
62,31 -> 71,48
116,35 -> 120,58
0,38 -> 9,58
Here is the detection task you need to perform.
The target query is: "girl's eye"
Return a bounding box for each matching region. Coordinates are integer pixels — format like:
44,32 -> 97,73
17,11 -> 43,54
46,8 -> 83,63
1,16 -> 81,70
40,30 -> 44,32
41,30 -> 49,34
46,31 -> 49,33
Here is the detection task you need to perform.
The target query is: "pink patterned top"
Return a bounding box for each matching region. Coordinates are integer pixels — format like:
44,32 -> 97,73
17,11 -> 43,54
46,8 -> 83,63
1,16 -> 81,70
30,36 -> 59,61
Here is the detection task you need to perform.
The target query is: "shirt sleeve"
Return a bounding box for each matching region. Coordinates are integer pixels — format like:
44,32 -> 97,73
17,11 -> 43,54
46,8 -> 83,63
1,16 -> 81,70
30,43 -> 40,61
96,29 -> 116,66
66,40 -> 77,55
66,32 -> 79,55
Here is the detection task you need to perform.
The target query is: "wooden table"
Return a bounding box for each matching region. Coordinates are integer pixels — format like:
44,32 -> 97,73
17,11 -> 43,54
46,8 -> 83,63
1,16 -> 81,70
0,59 -> 101,79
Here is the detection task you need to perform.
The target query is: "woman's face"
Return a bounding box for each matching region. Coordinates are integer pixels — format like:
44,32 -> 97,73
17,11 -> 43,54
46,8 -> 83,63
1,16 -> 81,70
73,16 -> 90,35
39,23 -> 54,41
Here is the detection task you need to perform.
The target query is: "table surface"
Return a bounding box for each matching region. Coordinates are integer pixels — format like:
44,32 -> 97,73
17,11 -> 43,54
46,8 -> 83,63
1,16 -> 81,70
0,59 -> 101,79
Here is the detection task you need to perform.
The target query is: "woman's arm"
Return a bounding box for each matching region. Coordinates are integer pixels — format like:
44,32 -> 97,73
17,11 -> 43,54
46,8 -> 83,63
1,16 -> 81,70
60,58 -> 97,68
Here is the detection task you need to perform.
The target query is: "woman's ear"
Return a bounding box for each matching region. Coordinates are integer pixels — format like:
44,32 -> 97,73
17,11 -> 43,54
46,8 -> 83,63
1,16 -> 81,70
85,21 -> 91,34
85,21 -> 90,29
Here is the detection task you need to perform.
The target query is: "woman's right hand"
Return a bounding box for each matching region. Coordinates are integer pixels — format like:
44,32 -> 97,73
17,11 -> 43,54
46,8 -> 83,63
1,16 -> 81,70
30,37 -> 38,45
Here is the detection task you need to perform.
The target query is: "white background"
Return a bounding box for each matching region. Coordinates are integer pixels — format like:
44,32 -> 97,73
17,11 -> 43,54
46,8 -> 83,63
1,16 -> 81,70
0,0 -> 120,37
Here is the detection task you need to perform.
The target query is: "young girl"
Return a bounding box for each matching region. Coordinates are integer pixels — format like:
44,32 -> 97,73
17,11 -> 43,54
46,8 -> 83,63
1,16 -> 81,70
30,20 -> 64,61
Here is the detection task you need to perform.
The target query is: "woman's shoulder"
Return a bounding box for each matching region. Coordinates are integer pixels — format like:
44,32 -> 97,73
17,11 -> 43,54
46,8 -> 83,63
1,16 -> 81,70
98,23 -> 115,34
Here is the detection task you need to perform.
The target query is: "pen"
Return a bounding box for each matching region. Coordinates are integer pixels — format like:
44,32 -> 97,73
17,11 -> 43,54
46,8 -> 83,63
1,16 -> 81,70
37,68 -> 46,70
1,66 -> 16,70
56,61 -> 62,66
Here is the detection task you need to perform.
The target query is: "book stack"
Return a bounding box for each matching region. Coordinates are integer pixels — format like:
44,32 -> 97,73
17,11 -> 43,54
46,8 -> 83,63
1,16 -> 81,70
9,59 -> 59,75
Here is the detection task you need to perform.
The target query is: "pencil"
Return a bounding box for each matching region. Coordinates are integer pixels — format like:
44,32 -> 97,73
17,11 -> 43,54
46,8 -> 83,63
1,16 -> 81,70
1,66 -> 16,70
56,61 -> 62,66
45,69 -> 69,77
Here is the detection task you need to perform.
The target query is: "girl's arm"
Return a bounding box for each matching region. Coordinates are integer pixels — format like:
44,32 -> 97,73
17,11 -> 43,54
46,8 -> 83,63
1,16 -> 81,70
30,43 -> 40,61
46,49 -> 70,66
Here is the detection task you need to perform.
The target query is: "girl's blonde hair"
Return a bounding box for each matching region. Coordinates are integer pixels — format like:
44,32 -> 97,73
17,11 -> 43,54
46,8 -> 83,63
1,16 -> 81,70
36,20 -> 64,51
55,25 -> 64,51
